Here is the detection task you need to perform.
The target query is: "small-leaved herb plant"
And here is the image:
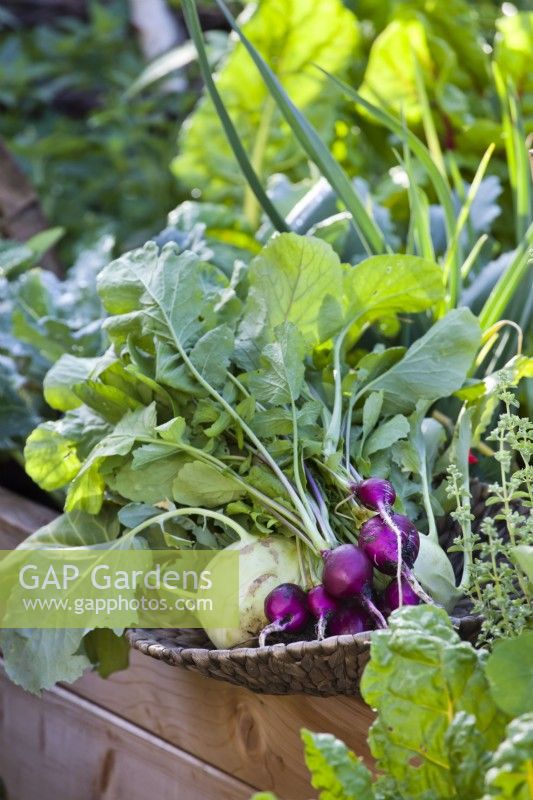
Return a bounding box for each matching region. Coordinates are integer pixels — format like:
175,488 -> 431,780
447,376 -> 533,645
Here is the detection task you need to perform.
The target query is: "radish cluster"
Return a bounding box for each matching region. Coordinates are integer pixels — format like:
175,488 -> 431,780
258,477 -> 429,646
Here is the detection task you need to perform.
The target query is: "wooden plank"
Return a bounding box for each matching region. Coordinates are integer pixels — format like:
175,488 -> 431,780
0,665 -> 254,800
0,486 -> 55,549
72,651 -> 374,799
0,487 -> 375,798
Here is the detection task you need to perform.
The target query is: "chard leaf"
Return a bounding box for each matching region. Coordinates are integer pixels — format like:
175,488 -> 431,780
344,254 -> 444,338
174,0 -> 358,204
24,422 -> 81,491
485,631 -> 533,717
301,729 -> 374,800
247,322 -> 306,405
365,308 -> 481,413
445,712 -> 490,800
361,605 -> 507,799
485,714 -> 533,800
172,461 -> 244,507
244,234 -> 343,347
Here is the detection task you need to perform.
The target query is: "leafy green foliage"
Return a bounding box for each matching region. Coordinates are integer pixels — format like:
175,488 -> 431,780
174,0 -> 358,216
0,235 -> 109,456
447,379 -> 533,644
0,0 -> 192,259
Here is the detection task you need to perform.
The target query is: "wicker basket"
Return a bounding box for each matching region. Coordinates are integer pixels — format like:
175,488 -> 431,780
127,482 -> 490,697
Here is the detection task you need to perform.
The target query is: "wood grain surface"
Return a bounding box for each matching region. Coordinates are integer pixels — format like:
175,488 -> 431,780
0,665 -> 254,800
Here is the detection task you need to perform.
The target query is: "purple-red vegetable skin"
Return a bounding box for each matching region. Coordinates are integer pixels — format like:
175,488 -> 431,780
329,605 -> 371,636
359,513 -> 420,575
307,585 -> 339,639
322,544 -> 373,599
382,577 -> 421,615
259,583 -> 309,647
354,478 -> 396,510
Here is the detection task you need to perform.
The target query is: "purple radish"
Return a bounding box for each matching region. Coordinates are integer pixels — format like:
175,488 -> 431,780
329,604 -> 371,636
383,577 -> 421,616
307,586 -> 339,640
259,583 -> 309,647
359,514 -> 419,574
354,478 -> 396,510
322,545 -> 386,628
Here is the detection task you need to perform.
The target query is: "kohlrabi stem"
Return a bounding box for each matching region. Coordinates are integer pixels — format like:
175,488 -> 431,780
377,503 -> 404,607
174,342 -> 328,552
291,398 -> 319,530
123,507 -> 252,544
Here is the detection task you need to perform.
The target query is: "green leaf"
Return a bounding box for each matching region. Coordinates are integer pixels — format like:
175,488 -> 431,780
189,324 -> 234,389
97,243 -> 158,315
358,18 -> 435,126
0,629 -> 90,695
485,714 -> 533,800
172,461 -> 245,507
24,422 -> 81,490
485,632 -> 533,717
245,234 -> 343,347
363,414 -> 409,457
301,729 -> 374,800
73,380 -> 142,424
445,712 -> 490,800
176,0 -> 358,207
361,605 -> 507,799
366,308 -> 481,414
247,322 -> 306,405
43,353 -> 101,411
65,405 -> 157,513
344,254 -> 444,338
213,0 -> 386,253
83,629 -> 129,679
510,545 -> 533,586
19,508 -> 120,549
109,455 -> 188,505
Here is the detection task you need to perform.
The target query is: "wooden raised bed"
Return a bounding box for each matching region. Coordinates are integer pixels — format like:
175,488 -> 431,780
0,486 -> 375,800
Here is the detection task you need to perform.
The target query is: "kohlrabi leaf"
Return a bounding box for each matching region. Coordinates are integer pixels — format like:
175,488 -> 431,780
301,729 -> 374,800
173,0 -> 358,204
365,308 -> 481,414
43,353 -> 102,411
19,507 -> 120,548
485,631 -> 533,717
64,405 -> 158,513
83,629 -> 129,679
363,414 -> 409,458
0,629 -> 90,695
244,234 -> 344,347
484,714 -> 533,800
343,254 -> 444,337
172,461 -> 245,507
246,322 -> 306,405
361,605 -> 507,800
24,422 -> 82,490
